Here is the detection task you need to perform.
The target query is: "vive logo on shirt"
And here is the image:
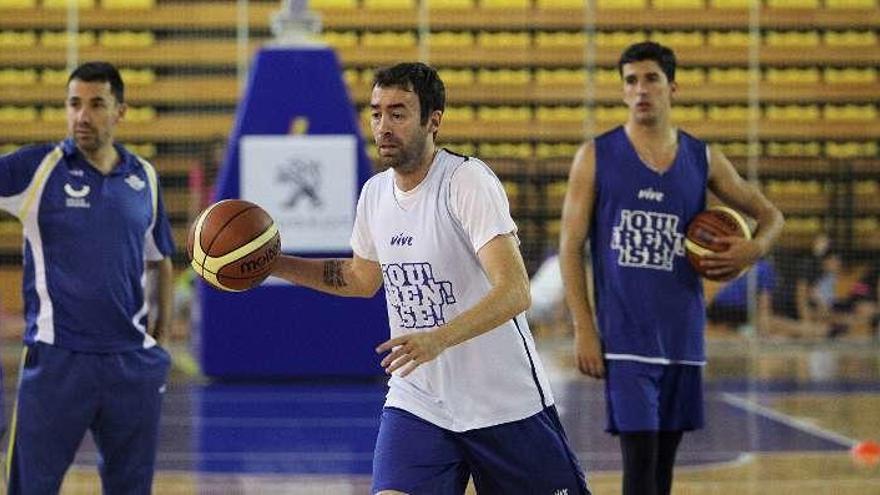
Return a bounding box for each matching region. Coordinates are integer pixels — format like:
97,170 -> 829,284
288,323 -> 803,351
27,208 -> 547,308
611,209 -> 684,271
64,183 -> 91,208
390,233 -> 413,246
382,262 -> 456,329
637,187 -> 664,202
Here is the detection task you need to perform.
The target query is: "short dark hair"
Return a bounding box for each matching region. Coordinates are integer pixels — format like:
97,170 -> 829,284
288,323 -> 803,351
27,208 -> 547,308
618,41 -> 677,83
372,62 -> 445,125
67,61 -> 125,104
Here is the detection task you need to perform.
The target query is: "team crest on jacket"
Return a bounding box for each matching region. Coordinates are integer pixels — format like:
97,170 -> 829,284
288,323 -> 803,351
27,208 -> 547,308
611,209 -> 685,271
125,174 -> 146,191
382,262 -> 456,328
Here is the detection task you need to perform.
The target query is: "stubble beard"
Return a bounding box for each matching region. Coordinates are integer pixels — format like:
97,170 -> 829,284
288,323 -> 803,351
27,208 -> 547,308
381,135 -> 428,174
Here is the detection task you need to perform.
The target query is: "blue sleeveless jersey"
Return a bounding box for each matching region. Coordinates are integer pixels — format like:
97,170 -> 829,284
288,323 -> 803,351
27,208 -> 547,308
591,126 -> 708,365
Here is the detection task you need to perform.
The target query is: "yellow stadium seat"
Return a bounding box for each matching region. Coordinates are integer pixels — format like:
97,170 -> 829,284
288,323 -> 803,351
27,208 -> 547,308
708,0 -> 749,7
765,67 -> 820,84
363,0 -> 415,8
535,68 -> 586,85
708,67 -> 752,84
825,0 -> 876,8
765,104 -> 820,121
824,104 -> 877,121
310,0 -> 358,7
42,0 -> 95,8
671,106 -> 705,121
428,31 -> 474,48
501,181 -> 520,200
764,30 -> 820,47
0,106 -> 38,123
321,31 -> 358,48
126,143 -> 156,158
102,0 -> 154,8
536,106 -> 588,123
437,69 -> 476,85
536,0 -> 584,8
536,142 -> 581,159
853,217 -> 878,234
476,69 -> 531,85
826,141 -> 877,158
596,106 -> 629,121
596,31 -> 647,48
0,0 -> 36,7
477,106 -> 532,122
716,142 -> 759,157
125,107 -> 157,122
595,68 -> 621,84
40,107 -> 66,122
824,67 -> 876,84
650,31 -> 705,48
824,30 -> 877,47
477,32 -> 530,48
653,0 -> 703,8
0,31 -> 36,47
445,143 -> 476,156
535,31 -> 587,49
442,106 -> 476,123
482,0 -> 529,8
119,68 -> 156,85
708,105 -> 756,121
40,68 -> 69,85
428,0 -> 476,9
479,142 -> 532,159
708,30 -> 751,47
0,69 -> 38,85
361,31 -> 417,48
766,141 -> 821,157
41,31 -> 95,47
597,0 -> 647,8
675,68 -> 705,85
766,0 -> 819,7
342,68 -> 360,87
99,30 -> 154,48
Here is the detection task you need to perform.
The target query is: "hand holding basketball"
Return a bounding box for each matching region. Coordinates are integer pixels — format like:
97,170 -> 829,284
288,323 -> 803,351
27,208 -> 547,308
685,206 -> 754,282
187,199 -> 281,292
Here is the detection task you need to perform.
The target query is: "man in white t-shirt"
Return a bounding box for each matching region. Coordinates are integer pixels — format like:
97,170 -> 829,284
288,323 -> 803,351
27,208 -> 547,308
271,62 -> 590,494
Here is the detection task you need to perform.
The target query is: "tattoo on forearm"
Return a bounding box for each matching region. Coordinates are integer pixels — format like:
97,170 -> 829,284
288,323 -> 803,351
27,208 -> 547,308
323,260 -> 348,288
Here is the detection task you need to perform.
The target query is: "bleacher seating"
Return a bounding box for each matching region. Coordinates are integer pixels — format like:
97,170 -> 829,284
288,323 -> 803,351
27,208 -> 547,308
0,0 -> 877,265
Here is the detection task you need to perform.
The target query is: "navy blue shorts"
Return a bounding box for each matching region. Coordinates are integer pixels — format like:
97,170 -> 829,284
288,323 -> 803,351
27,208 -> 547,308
7,342 -> 171,495
372,406 -> 590,495
604,360 -> 704,434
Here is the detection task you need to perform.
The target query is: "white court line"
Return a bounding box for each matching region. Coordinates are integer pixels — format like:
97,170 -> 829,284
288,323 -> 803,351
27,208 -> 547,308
720,393 -> 857,448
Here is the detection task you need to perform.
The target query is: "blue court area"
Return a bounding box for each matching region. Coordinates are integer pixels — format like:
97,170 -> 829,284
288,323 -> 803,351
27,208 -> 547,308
63,375 -> 859,477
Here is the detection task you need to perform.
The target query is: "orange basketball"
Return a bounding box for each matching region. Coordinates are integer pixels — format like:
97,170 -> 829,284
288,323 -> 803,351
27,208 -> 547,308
187,199 -> 281,292
684,206 -> 751,282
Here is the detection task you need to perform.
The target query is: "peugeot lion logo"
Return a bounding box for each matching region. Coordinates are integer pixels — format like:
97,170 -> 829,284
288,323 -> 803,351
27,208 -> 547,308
276,157 -> 322,209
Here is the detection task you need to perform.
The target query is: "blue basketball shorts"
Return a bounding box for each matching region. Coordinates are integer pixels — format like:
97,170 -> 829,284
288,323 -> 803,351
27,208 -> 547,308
604,360 -> 704,434
372,406 -> 590,495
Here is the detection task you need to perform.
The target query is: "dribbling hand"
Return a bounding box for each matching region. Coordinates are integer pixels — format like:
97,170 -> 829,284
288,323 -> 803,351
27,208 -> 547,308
376,330 -> 448,377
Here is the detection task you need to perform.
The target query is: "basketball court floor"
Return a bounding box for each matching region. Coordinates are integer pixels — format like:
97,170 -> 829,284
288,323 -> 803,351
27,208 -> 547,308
4,338 -> 880,494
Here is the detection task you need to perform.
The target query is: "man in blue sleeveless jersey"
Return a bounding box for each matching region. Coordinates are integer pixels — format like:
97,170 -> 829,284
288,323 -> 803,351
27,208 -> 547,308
559,42 -> 784,495
0,61 -> 174,494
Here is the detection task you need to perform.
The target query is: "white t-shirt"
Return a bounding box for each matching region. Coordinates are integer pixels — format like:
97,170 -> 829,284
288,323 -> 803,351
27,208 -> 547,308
351,149 -> 554,432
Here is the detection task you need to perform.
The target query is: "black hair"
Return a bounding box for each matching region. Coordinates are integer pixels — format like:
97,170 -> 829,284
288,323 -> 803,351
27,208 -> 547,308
372,62 -> 445,125
618,41 -> 677,83
67,61 -> 125,104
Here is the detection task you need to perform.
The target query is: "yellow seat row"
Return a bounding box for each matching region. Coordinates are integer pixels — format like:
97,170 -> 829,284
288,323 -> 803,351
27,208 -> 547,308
0,30 -> 154,47
321,29 -> 878,50
0,0 -> 153,9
